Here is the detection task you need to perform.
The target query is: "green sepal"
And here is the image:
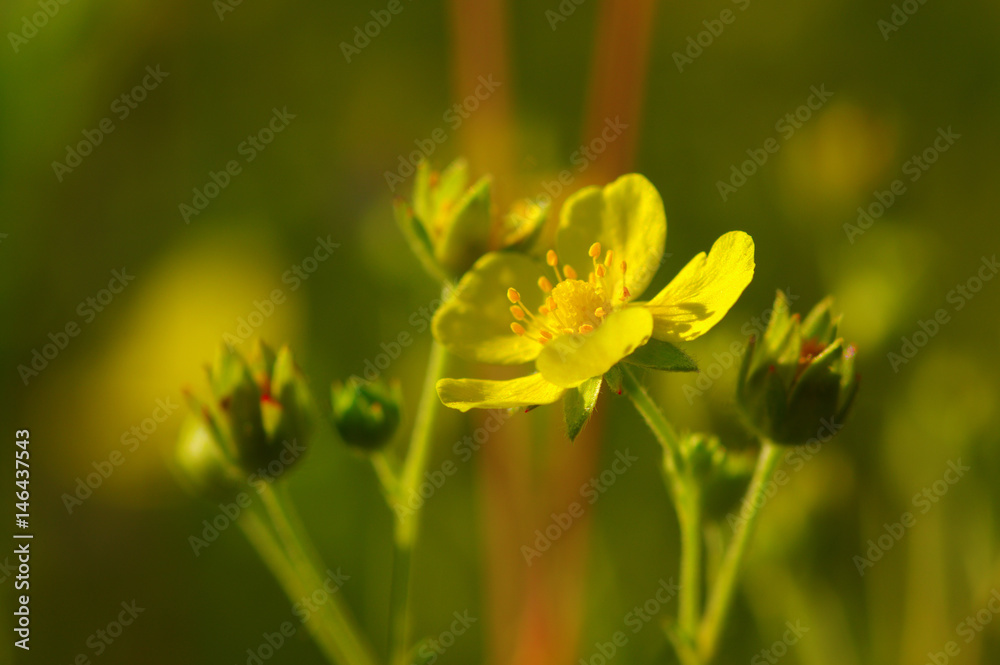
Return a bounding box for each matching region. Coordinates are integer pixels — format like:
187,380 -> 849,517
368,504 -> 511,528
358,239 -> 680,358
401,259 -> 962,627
563,376 -> 603,442
604,364 -> 624,395
623,338 -> 698,372
393,198 -> 449,284
437,175 -> 492,276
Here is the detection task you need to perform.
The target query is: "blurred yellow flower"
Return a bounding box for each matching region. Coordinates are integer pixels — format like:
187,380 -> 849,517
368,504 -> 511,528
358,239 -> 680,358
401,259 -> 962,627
431,173 -> 755,411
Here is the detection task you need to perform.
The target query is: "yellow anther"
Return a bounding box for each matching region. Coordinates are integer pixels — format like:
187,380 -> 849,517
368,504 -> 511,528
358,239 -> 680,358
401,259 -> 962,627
510,306 -> 525,320
546,296 -> 557,311
563,265 -> 578,280
621,260 -> 628,273
546,250 -> 559,267
595,307 -> 606,318
511,322 -> 527,336
589,242 -> 602,258
579,324 -> 594,333
507,288 -> 521,303
537,276 -> 553,293
604,249 -> 614,267
596,264 -> 606,278
539,330 -> 553,340
539,305 -> 550,315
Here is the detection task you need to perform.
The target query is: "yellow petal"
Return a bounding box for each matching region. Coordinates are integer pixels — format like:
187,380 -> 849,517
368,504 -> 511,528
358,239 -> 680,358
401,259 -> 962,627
556,173 -> 666,299
432,252 -> 546,364
643,231 -> 755,342
536,307 -> 653,388
436,373 -> 565,412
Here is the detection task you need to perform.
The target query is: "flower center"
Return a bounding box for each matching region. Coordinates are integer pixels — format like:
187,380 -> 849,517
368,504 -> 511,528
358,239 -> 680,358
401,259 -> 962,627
506,242 -> 630,345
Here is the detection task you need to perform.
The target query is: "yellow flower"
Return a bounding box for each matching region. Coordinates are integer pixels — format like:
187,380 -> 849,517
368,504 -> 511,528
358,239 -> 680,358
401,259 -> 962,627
432,173 -> 755,412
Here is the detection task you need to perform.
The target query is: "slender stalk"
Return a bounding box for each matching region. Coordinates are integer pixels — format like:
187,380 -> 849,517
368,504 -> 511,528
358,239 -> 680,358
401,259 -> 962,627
621,365 -> 702,649
388,338 -> 450,665
696,442 -> 782,662
620,365 -> 683,495
258,484 -> 378,665
677,482 -> 702,639
239,510 -> 361,665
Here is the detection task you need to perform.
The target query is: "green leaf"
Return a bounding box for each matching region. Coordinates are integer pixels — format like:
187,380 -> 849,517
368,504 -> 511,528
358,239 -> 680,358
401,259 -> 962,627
563,376 -> 602,441
622,338 -> 698,372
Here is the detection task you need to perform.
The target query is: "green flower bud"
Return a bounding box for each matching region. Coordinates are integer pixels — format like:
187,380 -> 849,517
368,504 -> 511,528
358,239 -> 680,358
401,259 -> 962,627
331,378 -> 402,451
178,341 -> 314,482
737,291 -> 859,445
393,158 -> 548,281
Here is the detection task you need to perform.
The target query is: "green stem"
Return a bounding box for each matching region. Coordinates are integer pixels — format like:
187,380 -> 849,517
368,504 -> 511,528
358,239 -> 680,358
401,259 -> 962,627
388,338 -> 450,665
239,510 -> 362,665
677,482 -> 702,639
620,365 -> 683,495
621,365 -> 702,650
696,441 -> 782,663
258,484 -> 378,665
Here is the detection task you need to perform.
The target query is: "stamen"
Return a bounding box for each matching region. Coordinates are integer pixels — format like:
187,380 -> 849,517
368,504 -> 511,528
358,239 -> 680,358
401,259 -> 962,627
507,288 -> 521,303
510,306 -> 525,320
563,265 -> 578,280
621,260 -> 630,300
604,249 -> 614,267
579,324 -> 594,333
595,307 -> 606,318
589,242 -> 602,258
546,296 -> 557,311
539,330 -> 553,340
596,264 -> 606,278
539,305 -> 550,315
546,249 -> 563,281
537,276 -> 553,293
511,322 -> 527,336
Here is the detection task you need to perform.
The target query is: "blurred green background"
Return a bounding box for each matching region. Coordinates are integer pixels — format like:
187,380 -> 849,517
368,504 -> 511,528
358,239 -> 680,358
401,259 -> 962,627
2,0 -> 999,664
